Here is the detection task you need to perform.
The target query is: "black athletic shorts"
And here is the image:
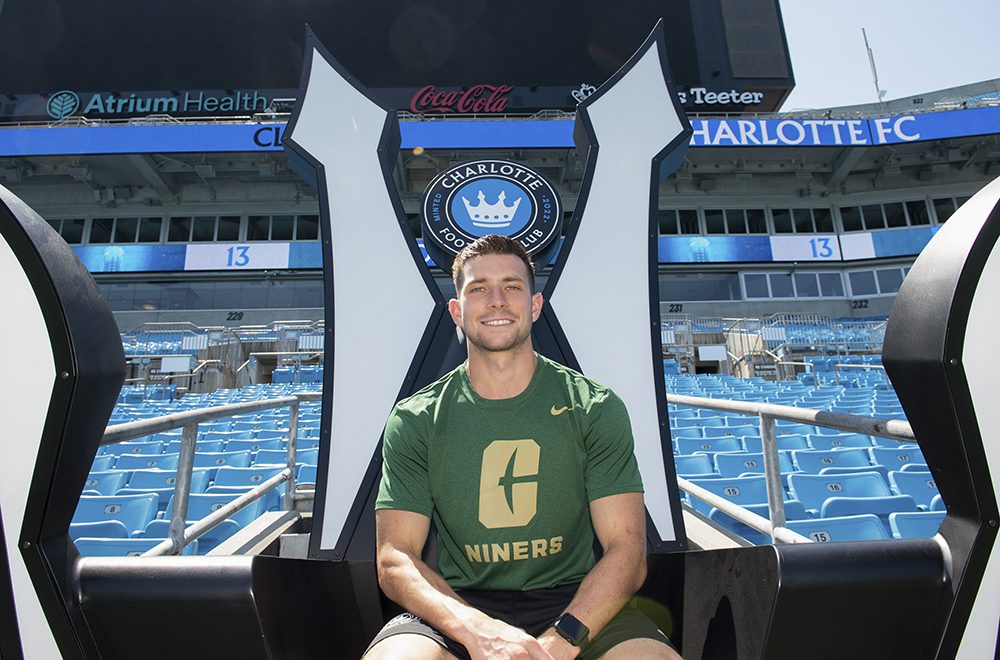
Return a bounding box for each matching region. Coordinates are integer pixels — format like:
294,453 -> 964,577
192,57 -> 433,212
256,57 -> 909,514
364,583 -> 676,659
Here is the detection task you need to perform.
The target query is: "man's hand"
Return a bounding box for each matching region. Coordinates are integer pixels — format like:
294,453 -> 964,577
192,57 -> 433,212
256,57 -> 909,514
537,628 -> 580,660
461,611 -> 555,660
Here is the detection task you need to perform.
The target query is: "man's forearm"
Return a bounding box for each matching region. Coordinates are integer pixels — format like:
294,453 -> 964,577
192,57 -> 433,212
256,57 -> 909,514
378,546 -> 488,646
552,542 -> 647,639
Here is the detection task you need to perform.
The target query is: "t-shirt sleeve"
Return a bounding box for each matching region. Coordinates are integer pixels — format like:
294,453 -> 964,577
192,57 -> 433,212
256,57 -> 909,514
583,389 -> 645,501
375,405 -> 434,517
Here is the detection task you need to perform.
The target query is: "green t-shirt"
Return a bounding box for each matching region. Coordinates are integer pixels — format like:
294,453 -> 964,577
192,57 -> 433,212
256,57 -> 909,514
376,354 -> 644,591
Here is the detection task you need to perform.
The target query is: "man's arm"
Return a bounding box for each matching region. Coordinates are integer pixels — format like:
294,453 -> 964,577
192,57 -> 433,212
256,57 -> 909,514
375,508 -> 554,659
536,492 -> 647,658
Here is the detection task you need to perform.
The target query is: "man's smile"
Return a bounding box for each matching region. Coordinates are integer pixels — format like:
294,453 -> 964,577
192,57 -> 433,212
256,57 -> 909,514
482,319 -> 515,326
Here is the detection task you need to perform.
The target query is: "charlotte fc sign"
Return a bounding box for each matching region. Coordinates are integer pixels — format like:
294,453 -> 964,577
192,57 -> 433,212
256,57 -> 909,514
421,159 -> 561,256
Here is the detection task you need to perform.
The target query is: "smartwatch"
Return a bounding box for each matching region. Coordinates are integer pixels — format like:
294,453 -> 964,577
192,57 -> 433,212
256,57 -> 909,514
552,613 -> 590,647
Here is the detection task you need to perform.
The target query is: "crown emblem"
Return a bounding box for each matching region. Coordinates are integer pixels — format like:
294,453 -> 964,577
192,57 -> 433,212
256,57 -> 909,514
571,83 -> 597,104
462,190 -> 521,228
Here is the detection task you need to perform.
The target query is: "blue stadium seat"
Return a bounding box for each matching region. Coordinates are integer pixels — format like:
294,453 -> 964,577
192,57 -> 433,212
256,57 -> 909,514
743,434 -> 809,453
199,430 -> 253,442
295,438 -> 322,451
899,463 -> 930,472
297,464 -> 318,484
193,450 -> 252,470
889,511 -> 946,539
715,452 -> 794,479
73,493 -> 159,536
787,471 -> 917,519
115,453 -> 180,471
870,436 -> 911,448
90,455 -> 115,472
116,469 -> 211,509
75,538 -> 199,557
676,437 -> 742,456
818,465 -> 890,482
255,429 -> 289,441
670,427 -> 704,439
703,425 -> 756,439
674,454 -> 715,478
100,441 -> 165,456
775,422 -> 816,436
69,520 -> 129,541
785,514 -> 890,542
686,475 -> 768,515
889,471 -> 939,510
213,465 -> 287,489
791,448 -> 872,473
165,439 -> 225,454
224,438 -> 284,454
930,494 -> 945,511
254,447 -> 319,466
806,433 -> 873,450
82,471 -> 128,496
870,446 -> 926,470
708,500 -> 809,546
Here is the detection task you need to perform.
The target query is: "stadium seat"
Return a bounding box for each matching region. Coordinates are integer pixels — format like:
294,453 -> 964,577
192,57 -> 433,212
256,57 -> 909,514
787,471 -> 917,519
889,511 -> 946,539
818,465 -> 890,482
295,438 -> 322,451
75,538 -> 199,557
674,454 -> 716,478
785,514 -> 890,542
930,494 -> 945,511
870,446 -> 926,470
224,438 -> 284,454
116,469 -> 211,509
165,439 -> 225,454
899,463 -> 930,472
90,455 -> 115,472
297,464 -> 318,485
775,422 -> 816,436
254,447 -> 319,466
708,500 -> 809,546
73,493 -> 159,536
115,453 -> 180,471
69,520 -> 129,541
670,427 -> 704,439
213,465 -> 287,489
715,452 -> 794,479
255,429 -> 289,441
806,433 -> 872,450
792,448 -> 872,473
193,450 -> 252,469
889,471 -> 939,510
686,475 -> 768,515
703,425 -> 756,439
82,471 -> 128,496
676,437 -> 742,456
743,434 -> 809,453
100,441 -> 165,456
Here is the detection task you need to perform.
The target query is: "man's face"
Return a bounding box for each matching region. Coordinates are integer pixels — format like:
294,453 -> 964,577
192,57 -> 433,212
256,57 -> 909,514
449,254 -> 543,354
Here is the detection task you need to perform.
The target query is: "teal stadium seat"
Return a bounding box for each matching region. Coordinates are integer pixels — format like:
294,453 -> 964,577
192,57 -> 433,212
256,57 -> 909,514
889,471 -> 939,510
75,538 -> 199,557
674,454 -> 715,478
807,433 -> 873,450
792,448 -> 872,473
69,520 -> 129,541
82,471 -> 128,496
788,471 -> 918,520
115,453 -> 180,471
686,475 -> 768,515
889,511 -> 946,539
786,514 -> 890,542
676,437 -> 742,456
116,469 -> 211,509
870,446 -> 925,470
73,493 -> 159,536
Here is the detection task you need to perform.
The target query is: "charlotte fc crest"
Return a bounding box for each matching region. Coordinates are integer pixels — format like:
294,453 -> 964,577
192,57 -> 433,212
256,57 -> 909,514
421,159 -> 562,256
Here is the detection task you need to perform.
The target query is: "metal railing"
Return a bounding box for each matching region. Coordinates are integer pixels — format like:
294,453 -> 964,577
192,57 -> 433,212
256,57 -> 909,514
668,393 -> 914,545
99,392 -> 321,557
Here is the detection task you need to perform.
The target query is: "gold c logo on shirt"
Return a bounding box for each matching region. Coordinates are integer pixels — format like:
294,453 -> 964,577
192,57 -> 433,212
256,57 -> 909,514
478,439 -> 540,529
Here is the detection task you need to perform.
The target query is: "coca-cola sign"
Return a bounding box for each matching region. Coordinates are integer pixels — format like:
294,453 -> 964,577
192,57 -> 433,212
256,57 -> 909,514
409,84 -> 512,114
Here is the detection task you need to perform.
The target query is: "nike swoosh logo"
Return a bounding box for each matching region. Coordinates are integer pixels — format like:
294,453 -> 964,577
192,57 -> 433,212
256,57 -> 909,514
550,405 -> 570,416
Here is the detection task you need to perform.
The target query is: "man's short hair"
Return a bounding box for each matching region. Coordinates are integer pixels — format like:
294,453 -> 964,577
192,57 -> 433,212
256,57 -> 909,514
451,235 -> 536,294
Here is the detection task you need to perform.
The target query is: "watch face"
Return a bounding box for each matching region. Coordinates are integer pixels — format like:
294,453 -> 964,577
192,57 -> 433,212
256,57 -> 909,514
555,614 -> 589,646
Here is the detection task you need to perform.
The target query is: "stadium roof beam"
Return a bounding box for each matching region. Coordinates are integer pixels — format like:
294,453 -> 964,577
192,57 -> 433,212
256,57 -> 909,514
126,154 -> 175,198
825,147 -> 865,191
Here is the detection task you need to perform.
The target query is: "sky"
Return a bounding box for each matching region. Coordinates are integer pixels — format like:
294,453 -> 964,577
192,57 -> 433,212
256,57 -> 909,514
777,0 -> 1000,111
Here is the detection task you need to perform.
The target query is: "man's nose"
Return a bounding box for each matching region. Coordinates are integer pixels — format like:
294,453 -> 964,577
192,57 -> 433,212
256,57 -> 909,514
487,288 -> 508,307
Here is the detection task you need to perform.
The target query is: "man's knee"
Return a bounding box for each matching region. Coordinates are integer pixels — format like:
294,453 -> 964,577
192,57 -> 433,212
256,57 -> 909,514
363,632 -> 458,660
600,637 -> 682,660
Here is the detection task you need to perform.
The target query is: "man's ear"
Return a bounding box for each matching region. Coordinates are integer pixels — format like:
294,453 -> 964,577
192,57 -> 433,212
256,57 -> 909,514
531,292 -> 544,322
448,298 -> 463,327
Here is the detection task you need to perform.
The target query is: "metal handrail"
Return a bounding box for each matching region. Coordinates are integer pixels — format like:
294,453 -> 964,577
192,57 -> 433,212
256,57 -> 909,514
98,392 -> 321,556
775,360 -> 818,386
668,393 -> 914,544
